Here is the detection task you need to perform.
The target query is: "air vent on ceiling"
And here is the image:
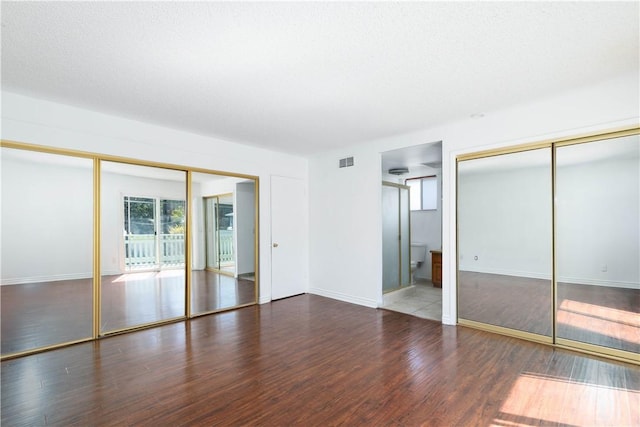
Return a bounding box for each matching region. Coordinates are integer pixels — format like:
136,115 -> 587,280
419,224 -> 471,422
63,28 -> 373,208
339,156 -> 354,168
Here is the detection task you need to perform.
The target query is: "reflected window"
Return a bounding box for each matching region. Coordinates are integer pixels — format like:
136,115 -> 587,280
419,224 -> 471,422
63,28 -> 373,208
407,176 -> 437,211
123,196 -> 185,270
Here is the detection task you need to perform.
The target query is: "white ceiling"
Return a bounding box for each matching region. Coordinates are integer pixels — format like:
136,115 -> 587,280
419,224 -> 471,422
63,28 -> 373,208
2,2 -> 638,156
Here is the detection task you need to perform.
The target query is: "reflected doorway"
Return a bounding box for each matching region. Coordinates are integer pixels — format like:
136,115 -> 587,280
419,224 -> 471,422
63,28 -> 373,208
205,194 -> 235,275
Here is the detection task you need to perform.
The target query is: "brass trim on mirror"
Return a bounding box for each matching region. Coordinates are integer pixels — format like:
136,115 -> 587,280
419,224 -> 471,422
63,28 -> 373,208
456,126 -> 640,365
458,319 -> 554,345
186,171 -> 193,319
93,159 -> 101,339
189,301 -> 257,319
99,316 -> 187,337
0,337 -> 95,361
456,125 -> 639,162
555,338 -> 639,366
0,139 -> 261,360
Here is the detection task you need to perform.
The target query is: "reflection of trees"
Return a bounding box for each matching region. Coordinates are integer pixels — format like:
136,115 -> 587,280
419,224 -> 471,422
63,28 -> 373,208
124,197 -> 186,235
124,197 -> 155,234
168,204 -> 185,234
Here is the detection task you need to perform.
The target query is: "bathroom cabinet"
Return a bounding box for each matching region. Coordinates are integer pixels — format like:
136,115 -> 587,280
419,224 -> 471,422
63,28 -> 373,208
431,250 -> 442,288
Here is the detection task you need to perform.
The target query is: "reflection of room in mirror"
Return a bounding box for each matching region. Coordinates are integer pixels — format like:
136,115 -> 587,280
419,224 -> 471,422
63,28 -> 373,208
191,172 -> 257,316
457,133 -> 639,358
1,147 -> 94,355
555,134 -> 639,354
0,147 -> 259,357
457,148 -> 553,337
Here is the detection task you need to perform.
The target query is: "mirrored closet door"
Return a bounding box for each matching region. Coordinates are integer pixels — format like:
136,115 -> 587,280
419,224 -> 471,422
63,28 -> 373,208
1,148 -> 94,356
457,128 -> 639,363
100,161 -> 187,334
555,133 -> 639,356
1,141 -> 261,359
457,148 -> 553,340
191,172 -> 257,316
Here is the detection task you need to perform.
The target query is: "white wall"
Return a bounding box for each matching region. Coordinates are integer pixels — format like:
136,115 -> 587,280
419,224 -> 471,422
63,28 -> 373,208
1,152 -> 93,284
458,164 -> 552,279
556,154 -> 639,288
308,71 -> 639,324
1,91 -> 309,303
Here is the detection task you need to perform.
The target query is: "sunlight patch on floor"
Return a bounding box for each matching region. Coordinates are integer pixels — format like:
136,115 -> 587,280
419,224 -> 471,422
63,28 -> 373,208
493,372 -> 639,426
557,299 -> 639,345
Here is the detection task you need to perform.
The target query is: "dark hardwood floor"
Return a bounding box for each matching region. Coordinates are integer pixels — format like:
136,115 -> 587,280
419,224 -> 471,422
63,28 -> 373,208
1,270 -> 255,355
458,271 -> 553,336
459,271 -> 639,353
2,295 -> 638,426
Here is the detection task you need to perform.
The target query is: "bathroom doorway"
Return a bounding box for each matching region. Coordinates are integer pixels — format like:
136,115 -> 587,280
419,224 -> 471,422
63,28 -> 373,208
380,142 -> 443,321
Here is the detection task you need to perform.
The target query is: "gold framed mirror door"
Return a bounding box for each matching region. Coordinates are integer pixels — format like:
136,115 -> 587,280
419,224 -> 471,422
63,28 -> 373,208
1,147 -> 95,355
0,140 -> 259,359
99,161 -> 188,335
554,132 -> 639,359
456,128 -> 639,364
191,173 -> 258,316
457,147 -> 553,343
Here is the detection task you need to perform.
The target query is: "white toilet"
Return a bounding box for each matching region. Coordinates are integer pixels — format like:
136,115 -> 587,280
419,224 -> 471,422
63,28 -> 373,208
410,243 -> 427,284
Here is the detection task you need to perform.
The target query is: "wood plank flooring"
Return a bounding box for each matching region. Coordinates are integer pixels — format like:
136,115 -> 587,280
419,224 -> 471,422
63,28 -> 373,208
1,270 -> 255,355
2,295 -> 638,426
458,271 -> 639,353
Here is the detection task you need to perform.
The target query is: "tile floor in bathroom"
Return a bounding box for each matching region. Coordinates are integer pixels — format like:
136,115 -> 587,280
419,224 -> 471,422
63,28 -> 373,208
381,279 -> 442,321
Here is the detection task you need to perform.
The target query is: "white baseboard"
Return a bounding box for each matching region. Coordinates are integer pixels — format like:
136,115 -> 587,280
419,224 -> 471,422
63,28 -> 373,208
459,267 -> 551,281
556,276 -> 639,290
309,287 -> 378,308
459,268 -> 639,289
1,272 -> 93,286
441,314 -> 455,325
259,296 -> 271,304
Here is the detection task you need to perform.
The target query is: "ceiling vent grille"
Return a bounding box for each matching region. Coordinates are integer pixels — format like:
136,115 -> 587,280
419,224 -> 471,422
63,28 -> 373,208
339,156 -> 354,168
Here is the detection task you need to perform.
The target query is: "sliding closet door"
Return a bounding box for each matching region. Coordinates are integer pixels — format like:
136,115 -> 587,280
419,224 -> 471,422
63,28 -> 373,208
457,148 -> 553,340
100,161 -> 187,334
1,148 -> 94,356
190,172 -> 257,315
555,134 -> 639,356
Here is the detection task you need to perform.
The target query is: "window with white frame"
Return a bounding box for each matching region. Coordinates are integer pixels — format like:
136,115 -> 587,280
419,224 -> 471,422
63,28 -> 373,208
406,176 -> 437,211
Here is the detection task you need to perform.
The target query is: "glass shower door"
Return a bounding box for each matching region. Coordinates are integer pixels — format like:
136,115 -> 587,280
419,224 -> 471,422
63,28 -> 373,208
382,184 -> 400,292
382,182 -> 411,293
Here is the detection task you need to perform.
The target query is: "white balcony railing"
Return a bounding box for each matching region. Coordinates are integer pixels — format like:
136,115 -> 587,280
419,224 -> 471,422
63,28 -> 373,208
124,232 -> 234,269
218,230 -> 234,264
124,234 -> 184,269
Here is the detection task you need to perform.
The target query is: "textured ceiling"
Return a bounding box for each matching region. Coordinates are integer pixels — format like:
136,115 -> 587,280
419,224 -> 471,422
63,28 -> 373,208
2,2 -> 638,156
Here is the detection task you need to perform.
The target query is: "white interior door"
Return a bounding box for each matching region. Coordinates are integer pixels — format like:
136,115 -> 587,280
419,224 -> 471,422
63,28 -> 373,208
271,176 -> 306,300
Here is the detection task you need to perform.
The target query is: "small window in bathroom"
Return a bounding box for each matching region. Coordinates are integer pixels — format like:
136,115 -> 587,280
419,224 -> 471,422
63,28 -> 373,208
406,175 -> 437,211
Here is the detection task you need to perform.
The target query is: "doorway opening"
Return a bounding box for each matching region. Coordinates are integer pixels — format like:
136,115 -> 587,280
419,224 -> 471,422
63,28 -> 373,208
380,141 -> 443,321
